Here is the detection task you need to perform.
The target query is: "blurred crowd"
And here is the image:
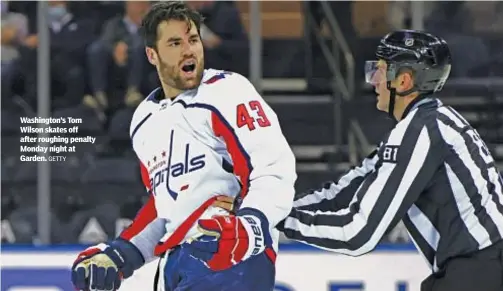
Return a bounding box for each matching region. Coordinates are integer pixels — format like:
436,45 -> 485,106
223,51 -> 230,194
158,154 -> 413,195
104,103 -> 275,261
1,1 -> 503,244
1,1 -> 250,244
3,1 -> 503,120
2,0 -> 248,127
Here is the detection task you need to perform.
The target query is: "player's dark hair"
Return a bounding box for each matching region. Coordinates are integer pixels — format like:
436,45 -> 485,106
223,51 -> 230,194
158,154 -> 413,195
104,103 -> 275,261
141,1 -> 203,50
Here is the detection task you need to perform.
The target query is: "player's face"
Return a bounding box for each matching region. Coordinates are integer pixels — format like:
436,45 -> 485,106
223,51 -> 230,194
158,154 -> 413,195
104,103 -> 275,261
148,20 -> 204,91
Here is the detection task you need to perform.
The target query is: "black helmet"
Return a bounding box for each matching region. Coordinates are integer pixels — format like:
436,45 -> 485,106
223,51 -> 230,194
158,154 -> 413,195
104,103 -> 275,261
365,29 -> 452,95
365,30 -> 452,120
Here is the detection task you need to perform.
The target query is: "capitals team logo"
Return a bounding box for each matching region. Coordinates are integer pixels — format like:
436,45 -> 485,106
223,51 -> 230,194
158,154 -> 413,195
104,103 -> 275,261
148,151 -> 167,175
149,130 -> 206,198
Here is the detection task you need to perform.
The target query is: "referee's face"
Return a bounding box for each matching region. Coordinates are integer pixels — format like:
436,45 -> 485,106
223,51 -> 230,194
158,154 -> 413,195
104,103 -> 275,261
373,61 -> 391,112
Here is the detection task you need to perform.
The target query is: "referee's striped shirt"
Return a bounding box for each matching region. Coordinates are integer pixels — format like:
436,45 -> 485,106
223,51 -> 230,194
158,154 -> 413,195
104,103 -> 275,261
281,97 -> 503,272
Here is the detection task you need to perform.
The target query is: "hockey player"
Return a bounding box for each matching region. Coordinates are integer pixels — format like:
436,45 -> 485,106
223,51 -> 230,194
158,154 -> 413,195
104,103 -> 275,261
71,2 -> 296,291
279,30 -> 503,291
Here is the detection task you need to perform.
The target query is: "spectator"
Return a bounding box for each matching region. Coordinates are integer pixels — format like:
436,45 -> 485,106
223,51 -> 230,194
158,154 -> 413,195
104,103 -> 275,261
424,2 -> 491,78
387,2 -> 436,30
1,1 -> 28,65
86,0 -> 150,119
68,1 -> 124,30
1,0 -> 29,110
186,1 -> 248,75
17,0 -> 96,110
4,1 -> 36,34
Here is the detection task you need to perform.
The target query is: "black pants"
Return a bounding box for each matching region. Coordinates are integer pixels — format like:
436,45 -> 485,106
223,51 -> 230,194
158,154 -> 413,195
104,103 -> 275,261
421,242 -> 503,291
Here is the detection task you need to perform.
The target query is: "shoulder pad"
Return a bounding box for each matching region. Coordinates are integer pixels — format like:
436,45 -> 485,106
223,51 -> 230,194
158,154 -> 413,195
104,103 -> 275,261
199,71 -> 257,107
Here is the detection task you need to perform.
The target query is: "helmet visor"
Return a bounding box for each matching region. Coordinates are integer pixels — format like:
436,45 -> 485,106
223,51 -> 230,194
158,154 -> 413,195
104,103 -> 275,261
364,60 -> 398,85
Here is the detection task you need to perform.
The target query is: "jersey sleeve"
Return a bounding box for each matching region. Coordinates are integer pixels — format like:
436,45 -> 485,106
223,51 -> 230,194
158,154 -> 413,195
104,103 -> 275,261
282,115 -> 443,256
207,73 -> 297,231
120,103 -> 166,263
293,148 -> 380,212
118,162 -> 166,263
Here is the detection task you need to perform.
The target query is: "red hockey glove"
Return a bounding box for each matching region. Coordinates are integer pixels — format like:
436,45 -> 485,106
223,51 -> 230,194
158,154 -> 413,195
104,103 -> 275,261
189,208 -> 272,271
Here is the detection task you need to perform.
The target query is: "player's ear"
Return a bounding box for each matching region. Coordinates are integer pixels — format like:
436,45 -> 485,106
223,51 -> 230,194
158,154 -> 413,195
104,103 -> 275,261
146,47 -> 158,66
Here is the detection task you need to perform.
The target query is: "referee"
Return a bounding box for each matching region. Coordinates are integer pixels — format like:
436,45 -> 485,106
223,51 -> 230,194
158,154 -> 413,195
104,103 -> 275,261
278,30 -> 503,291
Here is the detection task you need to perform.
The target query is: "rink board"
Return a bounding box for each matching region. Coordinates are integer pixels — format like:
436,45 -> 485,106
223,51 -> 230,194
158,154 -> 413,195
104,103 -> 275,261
1,244 -> 430,291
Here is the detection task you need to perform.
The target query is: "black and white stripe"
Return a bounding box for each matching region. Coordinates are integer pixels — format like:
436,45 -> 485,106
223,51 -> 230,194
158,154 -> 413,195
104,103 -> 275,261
282,98 -> 503,272
293,149 -> 379,212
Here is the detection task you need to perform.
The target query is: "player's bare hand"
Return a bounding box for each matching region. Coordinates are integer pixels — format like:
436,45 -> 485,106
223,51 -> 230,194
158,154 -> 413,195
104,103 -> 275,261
212,195 -> 234,212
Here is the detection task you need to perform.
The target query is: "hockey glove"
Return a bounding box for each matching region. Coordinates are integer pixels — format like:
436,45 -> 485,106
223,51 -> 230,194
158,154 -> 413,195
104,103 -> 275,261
71,239 -> 144,291
189,208 -> 272,271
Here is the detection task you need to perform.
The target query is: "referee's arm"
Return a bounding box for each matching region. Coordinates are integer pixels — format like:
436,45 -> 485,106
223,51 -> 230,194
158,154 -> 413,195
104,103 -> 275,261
282,123 -> 443,256
293,148 -> 380,212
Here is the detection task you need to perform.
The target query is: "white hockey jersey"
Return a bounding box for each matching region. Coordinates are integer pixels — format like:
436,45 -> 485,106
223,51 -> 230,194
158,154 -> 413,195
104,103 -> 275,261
120,69 -> 296,263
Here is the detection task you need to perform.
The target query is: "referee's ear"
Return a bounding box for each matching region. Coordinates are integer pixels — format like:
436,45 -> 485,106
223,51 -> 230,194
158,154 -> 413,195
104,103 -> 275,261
394,69 -> 414,93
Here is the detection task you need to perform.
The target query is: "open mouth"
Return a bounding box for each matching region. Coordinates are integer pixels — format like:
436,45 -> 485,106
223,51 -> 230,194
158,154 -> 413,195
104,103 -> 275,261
181,60 -> 196,73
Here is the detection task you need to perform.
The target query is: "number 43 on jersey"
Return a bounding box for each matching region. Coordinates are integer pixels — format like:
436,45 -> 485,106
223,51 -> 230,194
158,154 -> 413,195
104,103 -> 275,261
236,101 -> 271,131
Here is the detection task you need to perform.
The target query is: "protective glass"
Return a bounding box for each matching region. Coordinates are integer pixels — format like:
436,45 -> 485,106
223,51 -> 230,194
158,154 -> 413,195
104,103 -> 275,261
364,60 -> 397,85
